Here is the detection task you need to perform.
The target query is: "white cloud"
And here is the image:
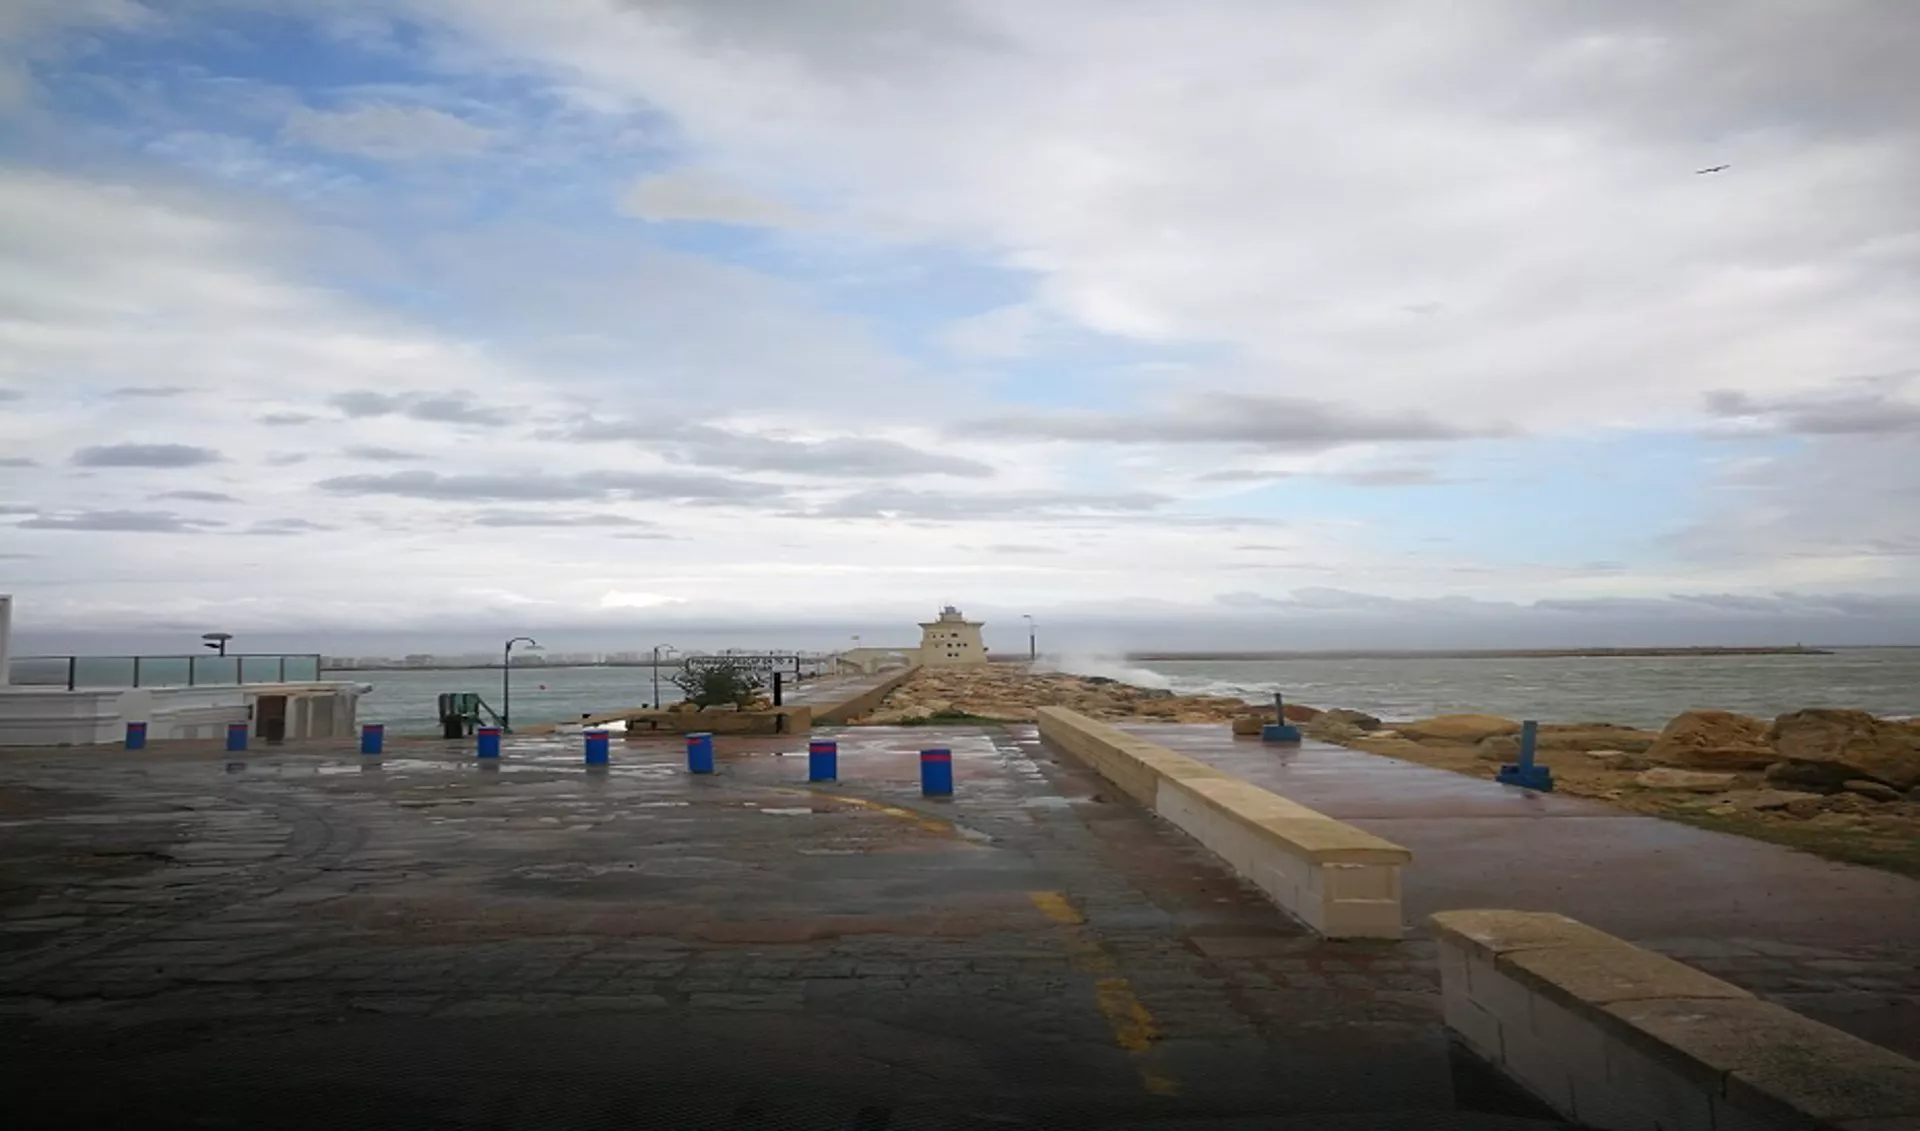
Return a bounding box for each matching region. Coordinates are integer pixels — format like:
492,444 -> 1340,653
283,103 -> 493,160
392,0 -> 1919,429
941,303 -> 1038,359
621,169 -> 802,228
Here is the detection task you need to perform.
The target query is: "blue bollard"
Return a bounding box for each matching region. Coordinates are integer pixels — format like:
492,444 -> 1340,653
225,722 -> 248,752
1496,719 -> 1554,792
360,724 -> 384,756
808,739 -> 837,783
687,732 -> 715,774
476,726 -> 501,759
920,747 -> 953,797
125,721 -> 148,751
1262,692 -> 1303,743
584,729 -> 610,765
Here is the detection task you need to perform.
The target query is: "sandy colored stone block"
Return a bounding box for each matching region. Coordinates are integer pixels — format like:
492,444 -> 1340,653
1428,909 -> 1622,958
1502,943 -> 1754,1007
1604,998 -> 1920,1125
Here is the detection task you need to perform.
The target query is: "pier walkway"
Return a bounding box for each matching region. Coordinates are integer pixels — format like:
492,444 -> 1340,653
1115,724 -> 1920,1059
0,728 -> 1559,1129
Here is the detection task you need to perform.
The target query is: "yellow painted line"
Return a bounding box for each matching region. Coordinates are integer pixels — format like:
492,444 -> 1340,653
1028,891 -> 1179,1096
765,786 -> 956,836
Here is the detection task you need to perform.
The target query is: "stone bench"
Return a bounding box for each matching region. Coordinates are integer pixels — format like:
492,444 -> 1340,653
1432,909 -> 1920,1130
1036,707 -> 1409,938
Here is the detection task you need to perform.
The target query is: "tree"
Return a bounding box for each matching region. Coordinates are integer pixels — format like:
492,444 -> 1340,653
670,659 -> 764,709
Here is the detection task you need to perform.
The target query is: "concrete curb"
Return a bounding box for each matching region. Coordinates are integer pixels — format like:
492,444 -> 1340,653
1432,908 -> 1920,1130
1036,707 -> 1410,939
812,665 -> 923,726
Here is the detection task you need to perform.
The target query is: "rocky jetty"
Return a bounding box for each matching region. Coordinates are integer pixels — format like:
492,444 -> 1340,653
851,665 -> 1254,725
851,665 -> 1918,868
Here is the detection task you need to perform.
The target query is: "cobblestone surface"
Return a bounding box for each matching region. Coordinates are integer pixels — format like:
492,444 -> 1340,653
0,729 -> 1564,1129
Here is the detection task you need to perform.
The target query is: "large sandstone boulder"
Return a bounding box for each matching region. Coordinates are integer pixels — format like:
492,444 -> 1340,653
1584,750 -> 1653,772
1645,710 -> 1775,770
1713,788 -> 1822,812
1318,708 -> 1381,731
1538,723 -> 1661,754
1396,714 -> 1521,744
1634,767 -> 1739,793
1765,709 -> 1920,792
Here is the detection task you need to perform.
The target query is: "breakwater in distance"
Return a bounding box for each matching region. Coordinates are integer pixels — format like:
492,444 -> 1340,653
1127,646 -> 1831,661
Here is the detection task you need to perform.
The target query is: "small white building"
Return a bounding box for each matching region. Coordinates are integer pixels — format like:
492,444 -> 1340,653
0,594 -> 367,747
918,605 -> 988,667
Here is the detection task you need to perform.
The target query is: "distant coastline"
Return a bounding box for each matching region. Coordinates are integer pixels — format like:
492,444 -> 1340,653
1125,646 -> 1836,661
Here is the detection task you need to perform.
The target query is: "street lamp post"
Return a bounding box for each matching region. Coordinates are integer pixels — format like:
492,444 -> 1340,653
1022,615 -> 1036,661
651,644 -> 676,709
201,632 -> 232,657
502,636 -> 539,731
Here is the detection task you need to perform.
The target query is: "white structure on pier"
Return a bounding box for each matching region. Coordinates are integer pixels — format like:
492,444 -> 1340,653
918,605 -> 988,667
0,594 -> 366,747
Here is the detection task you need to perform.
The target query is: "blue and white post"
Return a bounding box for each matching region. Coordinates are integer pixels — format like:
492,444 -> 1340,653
1496,719 -> 1554,792
476,726 -> 502,759
808,739 -> 837,783
360,724 -> 384,756
225,721 -> 249,753
1261,692 -> 1303,744
920,747 -> 953,797
584,729 -> 610,766
124,721 -> 148,751
687,732 -> 715,775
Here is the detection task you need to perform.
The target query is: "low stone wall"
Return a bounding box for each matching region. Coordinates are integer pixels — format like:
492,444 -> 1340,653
622,706 -> 811,736
1432,909 -> 1920,1130
812,665 -> 921,726
1036,707 -> 1410,939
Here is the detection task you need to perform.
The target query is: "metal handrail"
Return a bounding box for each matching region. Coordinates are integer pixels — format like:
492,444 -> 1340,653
5,653 -> 325,691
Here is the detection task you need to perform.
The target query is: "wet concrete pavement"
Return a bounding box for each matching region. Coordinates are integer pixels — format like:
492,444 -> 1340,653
1122,724 -> 1920,1058
0,728 -> 1565,1129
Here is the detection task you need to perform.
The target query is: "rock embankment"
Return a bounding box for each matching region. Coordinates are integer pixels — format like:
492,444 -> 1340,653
853,667 -> 1920,860
852,665 -> 1255,724
1327,706 -> 1920,849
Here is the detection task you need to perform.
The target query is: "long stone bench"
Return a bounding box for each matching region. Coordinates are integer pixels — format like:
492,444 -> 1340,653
1432,909 -> 1920,1130
1036,707 -> 1410,939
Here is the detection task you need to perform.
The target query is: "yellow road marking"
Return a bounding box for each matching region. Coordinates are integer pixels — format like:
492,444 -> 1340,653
766,787 -> 955,836
1028,891 -> 1179,1096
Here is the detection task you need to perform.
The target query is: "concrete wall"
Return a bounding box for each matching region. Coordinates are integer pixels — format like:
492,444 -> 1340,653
812,665 -> 923,726
1036,707 -> 1410,939
622,706 -> 812,736
0,682 -> 362,746
1433,909 -> 1920,1130
834,647 -> 917,675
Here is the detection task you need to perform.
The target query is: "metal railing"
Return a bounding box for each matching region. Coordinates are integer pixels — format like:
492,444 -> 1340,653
5,654 -> 324,691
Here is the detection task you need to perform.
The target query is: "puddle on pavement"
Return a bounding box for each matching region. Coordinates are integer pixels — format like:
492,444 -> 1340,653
757,807 -> 817,816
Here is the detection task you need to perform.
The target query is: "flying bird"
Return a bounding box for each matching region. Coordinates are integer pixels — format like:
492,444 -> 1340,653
1695,164 -> 1730,174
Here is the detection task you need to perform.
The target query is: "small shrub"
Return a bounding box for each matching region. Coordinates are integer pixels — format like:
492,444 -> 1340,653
670,660 -> 765,709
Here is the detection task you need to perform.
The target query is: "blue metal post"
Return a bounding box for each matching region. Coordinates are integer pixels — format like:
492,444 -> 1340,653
125,721 -> 147,750
360,724 -> 384,756
1261,692 -> 1303,743
1496,719 -> 1554,792
921,748 -> 953,797
584,729 -> 610,765
225,722 -> 248,752
808,739 -> 837,782
476,726 -> 501,759
687,732 -> 715,774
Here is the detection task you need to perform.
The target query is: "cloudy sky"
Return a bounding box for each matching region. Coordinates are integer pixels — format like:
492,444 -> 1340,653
3,0 -> 1918,653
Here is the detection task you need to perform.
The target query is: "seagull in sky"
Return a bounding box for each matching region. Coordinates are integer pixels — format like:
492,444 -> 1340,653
1695,164 -> 1730,174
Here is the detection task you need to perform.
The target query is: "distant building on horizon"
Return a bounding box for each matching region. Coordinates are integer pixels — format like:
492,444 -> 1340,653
918,606 -> 988,667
